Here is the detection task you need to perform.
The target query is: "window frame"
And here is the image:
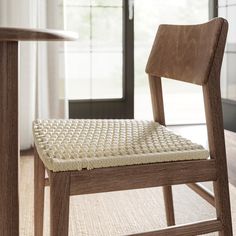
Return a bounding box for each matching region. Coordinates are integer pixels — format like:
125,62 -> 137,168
69,0 -> 215,120
69,0 -> 134,119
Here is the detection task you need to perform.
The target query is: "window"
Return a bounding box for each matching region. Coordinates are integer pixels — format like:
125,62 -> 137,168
218,0 -> 236,131
65,1 -> 211,123
65,0 -> 123,99
218,0 -> 236,100
134,0 -> 209,124
65,0 -> 134,118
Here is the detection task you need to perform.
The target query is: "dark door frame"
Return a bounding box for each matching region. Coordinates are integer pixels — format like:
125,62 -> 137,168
209,0 -> 218,18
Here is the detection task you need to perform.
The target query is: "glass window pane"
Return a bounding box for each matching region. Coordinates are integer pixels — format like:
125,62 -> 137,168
228,0 -> 236,4
227,53 -> 236,100
162,80 -> 205,124
66,0 -> 122,7
66,0 -> 89,6
65,1 -> 123,100
218,6 -> 227,18
92,7 -> 122,50
219,3 -> 236,101
227,6 -> 236,43
91,52 -> 122,99
218,0 -> 227,7
65,7 -> 90,50
221,53 -> 228,99
91,0 -> 122,7
66,53 -> 91,99
134,0 -> 209,124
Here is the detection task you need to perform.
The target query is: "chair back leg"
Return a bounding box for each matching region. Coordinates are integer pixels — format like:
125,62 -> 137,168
203,79 -> 233,235
163,186 -> 175,226
213,171 -> 233,235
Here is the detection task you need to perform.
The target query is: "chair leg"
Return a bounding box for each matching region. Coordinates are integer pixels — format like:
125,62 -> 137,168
49,171 -> 70,236
163,185 -> 175,226
34,147 -> 45,236
213,171 -> 233,235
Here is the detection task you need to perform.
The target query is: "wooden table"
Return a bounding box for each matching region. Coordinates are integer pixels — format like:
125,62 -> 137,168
0,27 -> 77,236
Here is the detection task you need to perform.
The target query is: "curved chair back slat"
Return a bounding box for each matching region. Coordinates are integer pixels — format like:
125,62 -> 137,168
146,18 -> 228,85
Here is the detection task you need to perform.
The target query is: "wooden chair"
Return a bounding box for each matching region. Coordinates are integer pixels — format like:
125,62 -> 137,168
33,17 -> 233,236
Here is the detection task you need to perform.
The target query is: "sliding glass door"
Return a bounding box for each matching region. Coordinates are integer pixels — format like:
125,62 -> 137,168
65,0 -> 211,123
134,0 -> 209,124
65,0 -> 134,118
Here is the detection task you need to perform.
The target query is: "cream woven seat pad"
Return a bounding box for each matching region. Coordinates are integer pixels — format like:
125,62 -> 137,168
33,119 -> 209,172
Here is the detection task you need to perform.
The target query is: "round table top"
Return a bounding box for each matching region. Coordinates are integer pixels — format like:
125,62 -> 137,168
0,27 -> 78,41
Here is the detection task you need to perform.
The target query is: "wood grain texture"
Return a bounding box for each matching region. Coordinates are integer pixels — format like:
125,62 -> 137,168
148,76 -> 165,125
0,42 -> 19,236
148,75 -> 175,226
69,160 -> 217,195
146,18 -> 225,85
19,153 -> 236,235
0,26 -> 76,236
34,148 -> 45,236
162,186 -> 175,226
131,219 -> 222,236
146,17 -> 232,235
203,19 -> 233,235
0,27 -> 78,41
49,171 -> 70,236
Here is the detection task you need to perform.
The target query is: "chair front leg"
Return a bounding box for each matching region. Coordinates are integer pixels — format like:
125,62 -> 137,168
49,171 -> 70,236
34,147 -> 45,236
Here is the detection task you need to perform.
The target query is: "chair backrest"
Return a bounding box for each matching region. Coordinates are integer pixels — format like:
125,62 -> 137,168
145,18 -> 228,164
145,20 -> 231,231
146,18 -> 228,85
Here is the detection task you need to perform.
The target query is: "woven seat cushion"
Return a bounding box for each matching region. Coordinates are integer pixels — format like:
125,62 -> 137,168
33,119 -> 209,172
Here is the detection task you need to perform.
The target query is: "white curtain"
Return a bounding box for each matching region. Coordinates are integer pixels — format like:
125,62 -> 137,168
0,0 -> 67,149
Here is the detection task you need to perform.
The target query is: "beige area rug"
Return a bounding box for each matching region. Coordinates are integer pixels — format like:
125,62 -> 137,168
20,155 -> 236,236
